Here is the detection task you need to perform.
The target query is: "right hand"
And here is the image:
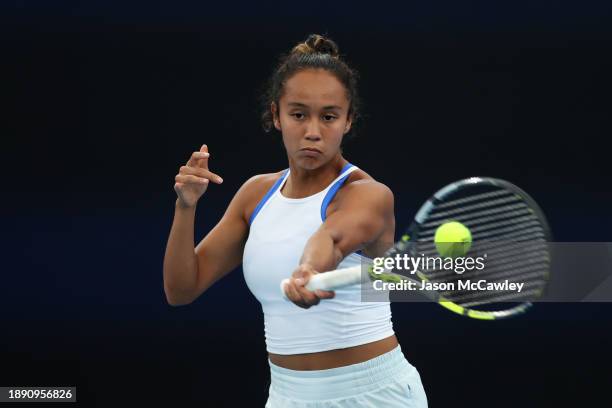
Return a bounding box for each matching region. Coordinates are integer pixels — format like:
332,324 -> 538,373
174,144 -> 224,208
283,264 -> 335,309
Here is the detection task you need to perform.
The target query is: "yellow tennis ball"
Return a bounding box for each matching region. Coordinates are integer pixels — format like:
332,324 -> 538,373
434,221 -> 472,258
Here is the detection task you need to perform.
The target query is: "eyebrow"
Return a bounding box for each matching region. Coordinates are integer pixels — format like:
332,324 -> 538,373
287,102 -> 343,110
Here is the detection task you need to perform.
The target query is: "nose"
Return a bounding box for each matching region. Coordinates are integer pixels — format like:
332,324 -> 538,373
304,118 -> 322,141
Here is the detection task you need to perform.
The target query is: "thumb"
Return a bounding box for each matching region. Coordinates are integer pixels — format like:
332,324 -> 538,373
294,265 -> 315,285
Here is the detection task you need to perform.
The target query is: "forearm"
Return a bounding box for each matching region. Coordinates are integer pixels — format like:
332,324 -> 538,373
163,199 -> 199,304
299,228 -> 345,272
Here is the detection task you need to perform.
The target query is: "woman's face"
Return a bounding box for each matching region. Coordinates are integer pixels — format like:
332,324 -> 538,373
272,69 -> 352,170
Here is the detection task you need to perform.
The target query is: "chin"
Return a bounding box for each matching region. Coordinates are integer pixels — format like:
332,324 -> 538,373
297,157 -> 324,170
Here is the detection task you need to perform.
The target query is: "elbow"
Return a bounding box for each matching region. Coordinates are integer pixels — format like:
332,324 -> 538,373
163,262 -> 208,306
164,283 -> 195,306
165,296 -> 191,307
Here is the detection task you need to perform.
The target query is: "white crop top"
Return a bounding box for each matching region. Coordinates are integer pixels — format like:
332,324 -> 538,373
242,163 -> 394,355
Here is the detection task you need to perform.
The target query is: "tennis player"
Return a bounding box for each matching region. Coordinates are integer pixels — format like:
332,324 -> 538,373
163,34 -> 428,407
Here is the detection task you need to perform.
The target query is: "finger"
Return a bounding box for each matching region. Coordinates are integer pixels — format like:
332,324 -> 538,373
180,166 -> 223,184
292,277 -> 320,306
286,281 -> 309,308
186,145 -> 209,168
175,174 -> 210,185
315,289 -> 335,299
190,151 -> 210,162
201,169 -> 223,184
288,283 -> 309,308
292,268 -> 314,284
196,144 -> 209,169
187,151 -> 209,168
296,284 -> 320,306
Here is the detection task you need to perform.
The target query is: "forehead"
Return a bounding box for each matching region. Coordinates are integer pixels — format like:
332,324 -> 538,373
281,69 -> 348,108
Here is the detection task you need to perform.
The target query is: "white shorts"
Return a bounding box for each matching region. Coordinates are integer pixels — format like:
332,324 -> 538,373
265,344 -> 428,408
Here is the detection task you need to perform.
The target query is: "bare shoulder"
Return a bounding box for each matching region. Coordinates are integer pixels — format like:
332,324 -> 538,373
328,168 -> 394,215
342,168 -> 393,204
233,170 -> 286,222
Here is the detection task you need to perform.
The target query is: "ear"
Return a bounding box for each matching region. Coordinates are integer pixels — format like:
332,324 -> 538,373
271,102 -> 281,131
343,114 -> 353,135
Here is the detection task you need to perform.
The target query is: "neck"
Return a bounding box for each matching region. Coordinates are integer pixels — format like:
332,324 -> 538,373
282,155 -> 348,199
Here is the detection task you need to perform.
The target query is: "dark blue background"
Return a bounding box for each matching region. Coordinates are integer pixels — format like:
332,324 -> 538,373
3,1 -> 612,406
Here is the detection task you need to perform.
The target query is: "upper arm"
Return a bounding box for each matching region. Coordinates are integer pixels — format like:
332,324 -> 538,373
320,180 -> 395,259
191,175 -> 269,297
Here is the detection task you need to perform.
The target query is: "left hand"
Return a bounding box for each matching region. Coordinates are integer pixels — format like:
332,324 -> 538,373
283,264 -> 335,309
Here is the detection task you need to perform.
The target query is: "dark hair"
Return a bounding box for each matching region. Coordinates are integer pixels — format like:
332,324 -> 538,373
260,34 -> 361,139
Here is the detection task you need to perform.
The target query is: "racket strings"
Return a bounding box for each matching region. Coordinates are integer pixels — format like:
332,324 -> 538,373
420,203 -> 532,230
467,239 -> 547,261
413,184 -> 550,309
426,261 -> 548,306
416,228 -> 547,254
417,235 -> 546,258
433,189 -> 512,210
429,262 -> 549,293
422,209 -> 535,236
422,245 -> 549,282
432,254 -> 549,299
425,194 -> 520,222
421,216 -> 542,242
421,204 -> 545,243
417,187 -> 546,245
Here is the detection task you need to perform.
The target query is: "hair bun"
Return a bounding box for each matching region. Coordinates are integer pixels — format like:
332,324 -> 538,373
291,34 -> 339,58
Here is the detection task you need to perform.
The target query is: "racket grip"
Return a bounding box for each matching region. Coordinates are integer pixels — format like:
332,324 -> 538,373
280,266 -> 363,298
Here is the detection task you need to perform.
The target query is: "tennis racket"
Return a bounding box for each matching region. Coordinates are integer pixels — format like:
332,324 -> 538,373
281,177 -> 552,320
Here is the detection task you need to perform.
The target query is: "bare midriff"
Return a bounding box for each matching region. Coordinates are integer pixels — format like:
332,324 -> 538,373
268,334 -> 398,370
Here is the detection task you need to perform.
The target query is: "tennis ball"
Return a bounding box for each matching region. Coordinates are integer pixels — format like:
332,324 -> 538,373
434,221 -> 472,258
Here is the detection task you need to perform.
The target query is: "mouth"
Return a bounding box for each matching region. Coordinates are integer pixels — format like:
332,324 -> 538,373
300,147 -> 322,154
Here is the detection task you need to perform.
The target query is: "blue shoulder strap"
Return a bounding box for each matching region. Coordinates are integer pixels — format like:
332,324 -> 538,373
320,163 -> 372,259
320,162 -> 354,221
249,170 -> 288,225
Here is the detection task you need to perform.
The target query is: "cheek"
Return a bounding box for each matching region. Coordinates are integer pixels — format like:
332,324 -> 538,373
330,123 -> 347,143
280,126 -> 300,149
321,131 -> 344,153
279,114 -> 296,132
332,134 -> 344,148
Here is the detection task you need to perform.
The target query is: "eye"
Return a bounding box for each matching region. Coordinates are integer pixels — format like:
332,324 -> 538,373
291,113 -> 305,120
323,114 -> 337,122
